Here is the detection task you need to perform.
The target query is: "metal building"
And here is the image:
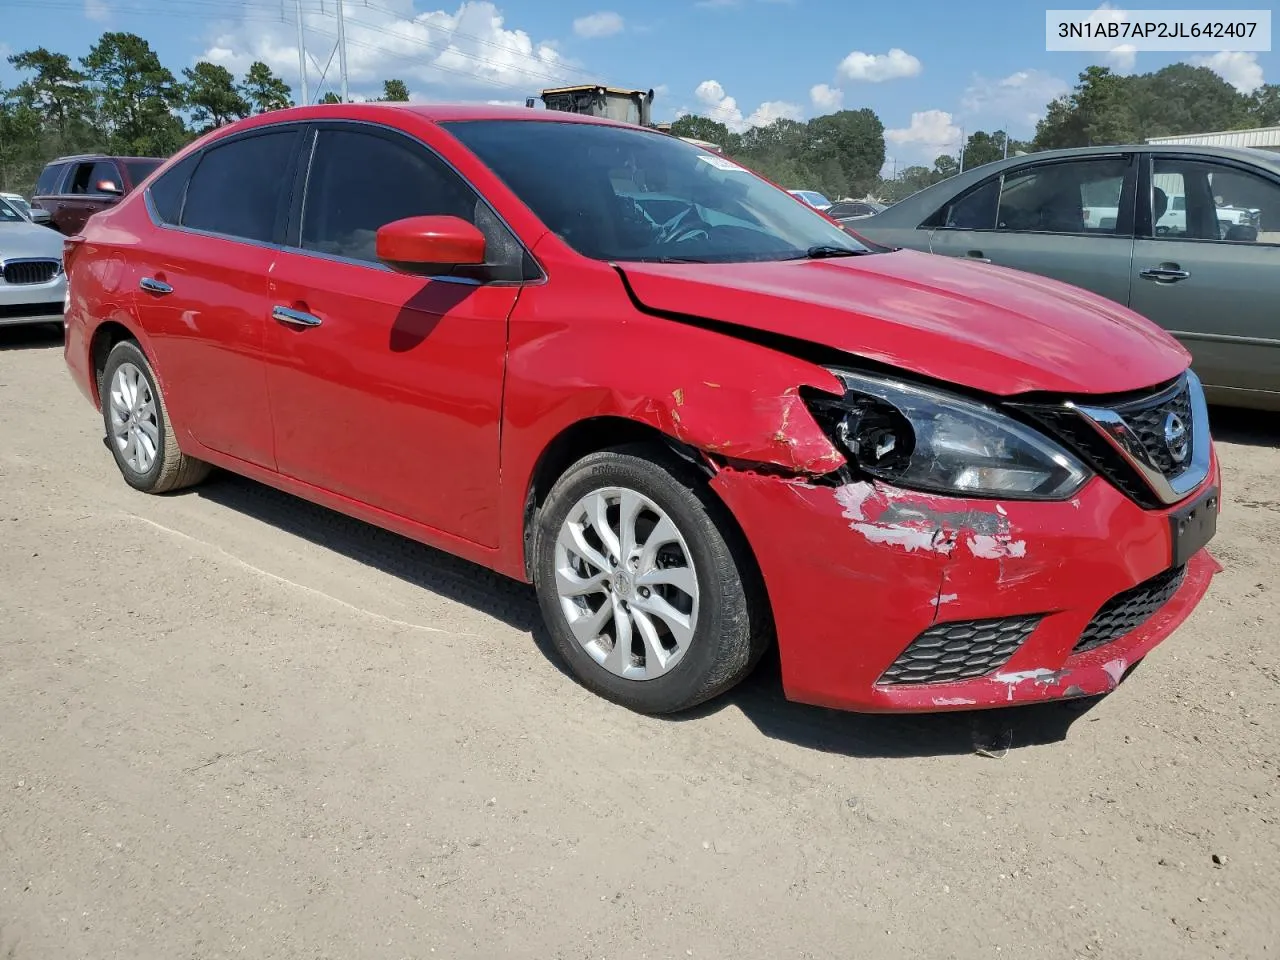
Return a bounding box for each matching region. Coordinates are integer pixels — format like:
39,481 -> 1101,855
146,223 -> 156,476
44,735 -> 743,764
1146,125 -> 1280,153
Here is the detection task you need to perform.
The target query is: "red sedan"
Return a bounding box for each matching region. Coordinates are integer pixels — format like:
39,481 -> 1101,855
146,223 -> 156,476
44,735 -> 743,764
63,104 -> 1221,715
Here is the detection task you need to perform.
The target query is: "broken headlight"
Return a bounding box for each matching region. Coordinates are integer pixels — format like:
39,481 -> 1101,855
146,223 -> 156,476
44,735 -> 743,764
811,370 -> 1091,500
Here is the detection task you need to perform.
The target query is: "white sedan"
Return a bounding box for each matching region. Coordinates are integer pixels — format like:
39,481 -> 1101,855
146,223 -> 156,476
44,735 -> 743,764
0,196 -> 66,328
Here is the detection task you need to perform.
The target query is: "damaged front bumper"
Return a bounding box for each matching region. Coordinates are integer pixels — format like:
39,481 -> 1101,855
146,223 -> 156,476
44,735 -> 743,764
710,454 -> 1222,713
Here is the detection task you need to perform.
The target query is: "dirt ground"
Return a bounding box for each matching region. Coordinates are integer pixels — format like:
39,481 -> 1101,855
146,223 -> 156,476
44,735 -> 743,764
1,325 -> 1277,960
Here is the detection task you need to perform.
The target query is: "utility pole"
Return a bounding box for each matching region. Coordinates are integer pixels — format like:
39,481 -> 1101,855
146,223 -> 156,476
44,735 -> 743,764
958,126 -> 966,172
1002,126 -> 1009,159
336,0 -> 350,102
294,0 -> 309,104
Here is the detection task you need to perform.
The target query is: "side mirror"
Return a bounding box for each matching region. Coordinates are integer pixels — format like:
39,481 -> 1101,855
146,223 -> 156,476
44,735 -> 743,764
376,215 -> 487,274
29,207 -> 52,224
96,179 -> 123,195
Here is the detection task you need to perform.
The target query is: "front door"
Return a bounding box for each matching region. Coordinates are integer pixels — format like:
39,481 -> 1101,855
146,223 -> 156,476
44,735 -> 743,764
264,123 -> 528,547
57,159 -> 123,234
1129,153 -> 1280,402
129,126 -> 303,467
928,154 -> 1137,307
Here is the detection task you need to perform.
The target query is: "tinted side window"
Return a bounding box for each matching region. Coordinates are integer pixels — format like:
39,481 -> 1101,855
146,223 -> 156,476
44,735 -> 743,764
939,178 -> 999,229
146,152 -> 201,225
182,131 -> 298,243
299,127 -> 524,277
996,158 -> 1129,235
67,162 -> 101,194
35,162 -> 67,195
89,161 -> 122,192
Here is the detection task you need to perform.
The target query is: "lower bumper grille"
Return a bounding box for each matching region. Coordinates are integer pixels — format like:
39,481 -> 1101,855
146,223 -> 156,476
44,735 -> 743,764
1073,565 -> 1186,654
878,614 -> 1042,685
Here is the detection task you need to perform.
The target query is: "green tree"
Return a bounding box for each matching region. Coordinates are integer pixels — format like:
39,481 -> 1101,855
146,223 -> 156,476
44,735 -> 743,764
1129,64 -> 1251,138
932,154 -> 959,179
319,91 -> 343,104
0,99 -> 45,192
670,113 -> 731,147
6,48 -> 93,128
182,61 -> 249,131
380,78 -> 410,102
240,61 -> 293,113
81,32 -> 185,155
1034,66 -> 1138,149
1250,84 -> 1280,126
805,108 -> 886,196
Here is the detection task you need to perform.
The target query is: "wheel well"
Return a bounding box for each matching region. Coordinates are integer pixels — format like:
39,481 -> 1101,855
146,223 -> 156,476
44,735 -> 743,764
90,321 -> 138,404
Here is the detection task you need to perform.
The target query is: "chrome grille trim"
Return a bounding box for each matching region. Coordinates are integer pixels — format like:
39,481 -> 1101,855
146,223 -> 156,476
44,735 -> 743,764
1,257 -> 62,285
1069,370 -> 1211,506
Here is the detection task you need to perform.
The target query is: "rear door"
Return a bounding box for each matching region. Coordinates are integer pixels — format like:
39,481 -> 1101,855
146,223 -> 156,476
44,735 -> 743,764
128,127 -> 304,467
1128,153 -> 1280,401
927,154 -> 1137,305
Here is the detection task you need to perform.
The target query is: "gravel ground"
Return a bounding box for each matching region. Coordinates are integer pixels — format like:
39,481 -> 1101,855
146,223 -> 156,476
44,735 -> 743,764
1,325 -> 1277,960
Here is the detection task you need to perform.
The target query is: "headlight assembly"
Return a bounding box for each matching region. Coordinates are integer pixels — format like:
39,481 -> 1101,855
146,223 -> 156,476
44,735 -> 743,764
809,369 -> 1091,500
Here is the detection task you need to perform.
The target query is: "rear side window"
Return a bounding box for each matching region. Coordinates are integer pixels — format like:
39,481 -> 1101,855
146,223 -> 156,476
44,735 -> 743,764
67,161 -> 121,195
146,152 -> 201,225
181,130 -> 299,243
35,163 -> 67,196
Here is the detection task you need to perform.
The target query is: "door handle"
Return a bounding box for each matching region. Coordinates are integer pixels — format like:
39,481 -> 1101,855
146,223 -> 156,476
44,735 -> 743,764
965,250 -> 991,263
139,277 -> 172,295
1140,265 -> 1190,283
272,305 -> 322,328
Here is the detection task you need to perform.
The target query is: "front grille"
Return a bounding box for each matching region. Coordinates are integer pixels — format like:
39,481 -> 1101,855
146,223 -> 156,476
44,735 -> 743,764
1112,380 -> 1193,480
877,614 -> 1042,685
1015,374 -> 1200,510
1,259 -> 59,285
1072,565 -> 1186,654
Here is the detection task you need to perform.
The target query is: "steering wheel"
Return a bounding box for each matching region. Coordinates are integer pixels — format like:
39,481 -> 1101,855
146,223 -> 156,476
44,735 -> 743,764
658,205 -> 712,245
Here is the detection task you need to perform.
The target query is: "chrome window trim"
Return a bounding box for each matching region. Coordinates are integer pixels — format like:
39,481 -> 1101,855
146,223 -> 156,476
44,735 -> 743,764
1070,369 -> 1211,506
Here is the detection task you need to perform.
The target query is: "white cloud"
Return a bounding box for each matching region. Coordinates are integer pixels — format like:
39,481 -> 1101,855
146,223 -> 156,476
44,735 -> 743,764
809,83 -> 843,112
84,0 -> 110,21
572,11 -> 624,39
201,0 -> 578,101
1086,3 -> 1137,72
1194,51 -> 1264,93
961,69 -> 1071,132
693,79 -> 802,133
886,109 -> 962,159
837,48 -> 921,83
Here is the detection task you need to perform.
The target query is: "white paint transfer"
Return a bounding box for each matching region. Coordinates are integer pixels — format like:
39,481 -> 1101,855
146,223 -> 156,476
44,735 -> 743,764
931,593 -> 959,607
834,482 -> 955,555
834,481 -> 875,522
993,668 -> 1061,701
932,696 -> 977,706
1102,658 -> 1127,686
966,534 -> 1028,559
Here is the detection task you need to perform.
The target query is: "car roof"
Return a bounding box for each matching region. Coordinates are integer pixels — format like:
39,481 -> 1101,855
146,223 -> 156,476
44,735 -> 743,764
861,143 -> 1280,226
233,102 -> 645,129
46,153 -> 165,163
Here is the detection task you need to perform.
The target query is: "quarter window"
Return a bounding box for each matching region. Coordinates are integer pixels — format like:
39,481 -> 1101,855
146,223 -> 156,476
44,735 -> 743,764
146,152 -> 201,225
298,127 -> 524,277
181,130 -> 299,243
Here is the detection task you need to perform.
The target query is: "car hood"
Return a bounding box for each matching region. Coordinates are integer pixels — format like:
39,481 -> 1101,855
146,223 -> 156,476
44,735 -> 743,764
0,220 -> 64,259
616,248 -> 1189,397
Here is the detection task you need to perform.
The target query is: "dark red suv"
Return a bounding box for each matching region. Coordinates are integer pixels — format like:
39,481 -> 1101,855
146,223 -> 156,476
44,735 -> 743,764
31,154 -> 163,235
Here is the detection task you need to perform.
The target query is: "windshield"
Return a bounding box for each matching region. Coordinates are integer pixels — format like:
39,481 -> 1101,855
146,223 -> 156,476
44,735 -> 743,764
442,120 -> 868,263
0,198 -> 25,223
795,191 -> 830,207
3,196 -> 32,217
124,159 -> 162,187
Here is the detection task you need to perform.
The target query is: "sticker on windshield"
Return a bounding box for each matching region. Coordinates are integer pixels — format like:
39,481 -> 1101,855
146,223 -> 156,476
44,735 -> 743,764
697,153 -> 745,172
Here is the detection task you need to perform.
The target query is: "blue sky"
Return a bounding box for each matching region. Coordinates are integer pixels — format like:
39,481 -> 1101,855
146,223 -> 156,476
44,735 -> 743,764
2,0 -> 1275,169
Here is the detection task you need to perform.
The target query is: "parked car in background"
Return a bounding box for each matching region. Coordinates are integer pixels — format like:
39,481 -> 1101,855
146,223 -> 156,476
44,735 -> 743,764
1,192 -> 53,226
31,154 -> 164,236
788,189 -> 832,210
0,195 -> 66,328
827,199 -> 887,223
65,105 -> 1219,718
850,144 -> 1280,411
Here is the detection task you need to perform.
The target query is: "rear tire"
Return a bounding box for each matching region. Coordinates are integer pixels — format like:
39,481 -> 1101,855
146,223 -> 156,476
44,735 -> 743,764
101,339 -> 211,494
533,443 -> 770,714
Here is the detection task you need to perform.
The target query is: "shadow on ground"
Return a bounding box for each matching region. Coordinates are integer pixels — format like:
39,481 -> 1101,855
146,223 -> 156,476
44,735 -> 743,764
193,471 -> 1106,761
1209,405 -> 1280,449
0,323 -> 64,352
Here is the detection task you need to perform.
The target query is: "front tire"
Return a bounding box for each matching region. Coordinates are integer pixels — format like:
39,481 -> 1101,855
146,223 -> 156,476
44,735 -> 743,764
533,444 -> 770,714
101,339 -> 210,494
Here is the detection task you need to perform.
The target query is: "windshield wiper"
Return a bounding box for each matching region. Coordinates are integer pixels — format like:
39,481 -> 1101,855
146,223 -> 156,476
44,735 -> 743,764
804,244 -> 865,259
649,256 -> 709,263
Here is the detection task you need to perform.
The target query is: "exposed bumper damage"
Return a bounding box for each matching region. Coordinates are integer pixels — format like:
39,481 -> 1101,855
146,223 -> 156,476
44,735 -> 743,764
710,459 -> 1222,713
